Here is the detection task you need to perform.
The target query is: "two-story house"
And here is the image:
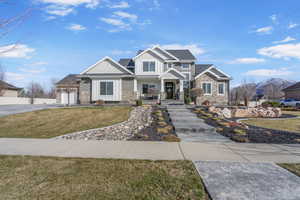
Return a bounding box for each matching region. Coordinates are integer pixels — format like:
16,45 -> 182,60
56,45 -> 231,105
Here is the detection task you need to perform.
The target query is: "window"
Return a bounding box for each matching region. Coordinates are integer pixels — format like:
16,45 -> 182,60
181,63 -> 189,69
168,63 -> 172,68
143,61 -> 155,72
183,73 -> 190,89
218,83 -> 225,95
100,81 -> 113,95
202,83 -> 212,95
142,84 -> 156,94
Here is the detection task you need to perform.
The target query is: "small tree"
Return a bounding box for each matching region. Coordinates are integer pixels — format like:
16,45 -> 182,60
26,81 -> 46,104
190,88 -> 203,105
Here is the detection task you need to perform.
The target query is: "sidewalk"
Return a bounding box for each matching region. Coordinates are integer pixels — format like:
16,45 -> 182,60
0,138 -> 300,163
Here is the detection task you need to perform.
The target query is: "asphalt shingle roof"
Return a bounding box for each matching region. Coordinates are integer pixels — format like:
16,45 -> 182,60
56,74 -> 79,85
0,80 -> 21,90
118,58 -> 134,67
283,82 -> 300,91
195,64 -> 213,76
166,49 -> 196,60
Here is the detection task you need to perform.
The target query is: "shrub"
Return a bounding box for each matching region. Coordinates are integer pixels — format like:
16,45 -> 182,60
158,121 -> 167,126
95,99 -> 105,105
233,129 -> 247,136
136,99 -> 143,106
262,101 -> 280,108
212,117 -> 221,121
218,122 -> 231,128
216,128 -> 224,132
162,135 -> 181,142
184,96 -> 192,104
157,126 -> 173,135
231,135 -> 249,143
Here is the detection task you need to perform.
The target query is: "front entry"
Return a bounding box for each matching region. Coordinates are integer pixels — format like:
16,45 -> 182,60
165,82 -> 174,99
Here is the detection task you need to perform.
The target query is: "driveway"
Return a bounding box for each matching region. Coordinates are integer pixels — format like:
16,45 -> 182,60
0,104 -> 61,117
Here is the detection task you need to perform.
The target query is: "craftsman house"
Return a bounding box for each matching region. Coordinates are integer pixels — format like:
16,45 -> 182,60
56,45 -> 231,105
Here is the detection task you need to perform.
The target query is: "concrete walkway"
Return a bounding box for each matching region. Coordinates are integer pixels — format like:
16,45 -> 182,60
0,138 -> 300,163
0,105 -> 60,117
167,105 -> 232,143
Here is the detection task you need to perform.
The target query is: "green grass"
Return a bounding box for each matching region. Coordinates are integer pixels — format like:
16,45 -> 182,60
0,106 -> 131,138
0,156 -> 206,200
279,163 -> 300,176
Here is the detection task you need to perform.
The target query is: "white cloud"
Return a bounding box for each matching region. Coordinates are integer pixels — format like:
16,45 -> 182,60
229,58 -> 265,64
160,44 -> 205,55
150,0 -> 160,10
0,44 -> 35,58
100,17 -> 131,31
45,5 -> 74,16
19,68 -> 46,74
255,26 -> 273,34
38,0 -> 100,8
28,62 -> 48,66
108,1 -> 130,9
67,23 -> 87,31
111,50 -> 133,55
258,43 -> 300,60
273,36 -> 296,44
288,23 -> 298,29
270,14 -> 278,24
244,68 -> 292,77
6,72 -> 26,81
113,11 -> 137,21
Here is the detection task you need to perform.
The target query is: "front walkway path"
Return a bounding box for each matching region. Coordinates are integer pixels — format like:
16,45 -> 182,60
194,161 -> 300,200
167,105 -> 232,143
0,138 -> 300,163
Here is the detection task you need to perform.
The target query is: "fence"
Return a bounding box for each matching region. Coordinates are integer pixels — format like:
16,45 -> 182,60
0,97 -> 57,105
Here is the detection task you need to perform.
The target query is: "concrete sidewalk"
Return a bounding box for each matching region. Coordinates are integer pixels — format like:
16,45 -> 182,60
0,138 -> 300,163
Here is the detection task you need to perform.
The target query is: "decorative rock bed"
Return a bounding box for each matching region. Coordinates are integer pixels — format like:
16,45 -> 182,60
55,106 -> 153,141
193,107 -> 300,144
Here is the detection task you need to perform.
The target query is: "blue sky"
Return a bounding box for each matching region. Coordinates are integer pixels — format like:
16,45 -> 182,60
1,0 -> 300,88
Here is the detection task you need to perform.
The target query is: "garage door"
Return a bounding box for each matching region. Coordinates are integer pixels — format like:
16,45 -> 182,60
61,92 -> 77,105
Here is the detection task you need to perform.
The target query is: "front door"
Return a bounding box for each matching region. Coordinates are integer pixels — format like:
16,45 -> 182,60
165,82 -> 174,99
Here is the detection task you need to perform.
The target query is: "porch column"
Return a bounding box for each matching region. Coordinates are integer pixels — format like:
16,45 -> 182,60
179,80 -> 184,92
161,79 -> 164,92
134,79 -> 138,98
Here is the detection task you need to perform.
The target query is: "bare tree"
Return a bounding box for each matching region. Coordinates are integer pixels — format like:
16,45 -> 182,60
26,81 -> 46,104
230,80 -> 256,106
47,78 -> 58,99
0,64 -> 5,96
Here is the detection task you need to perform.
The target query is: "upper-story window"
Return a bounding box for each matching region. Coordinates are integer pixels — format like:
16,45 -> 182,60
143,61 -> 155,72
181,63 -> 189,69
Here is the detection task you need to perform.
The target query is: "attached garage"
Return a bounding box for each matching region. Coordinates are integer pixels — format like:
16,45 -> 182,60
55,74 -> 80,105
61,90 -> 78,105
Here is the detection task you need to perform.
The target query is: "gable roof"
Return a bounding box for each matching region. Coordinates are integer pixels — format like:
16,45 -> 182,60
56,74 -> 79,85
136,46 -> 196,61
0,80 -> 21,90
119,58 -> 134,67
283,82 -> 300,91
194,64 -> 231,80
133,48 -> 166,61
159,68 -> 186,80
166,49 -> 196,60
81,56 -> 134,75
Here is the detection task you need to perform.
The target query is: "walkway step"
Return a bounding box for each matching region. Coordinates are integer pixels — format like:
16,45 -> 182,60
177,132 -> 232,143
194,161 -> 300,200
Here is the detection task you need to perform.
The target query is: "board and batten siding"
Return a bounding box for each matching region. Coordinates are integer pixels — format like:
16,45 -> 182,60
135,51 -> 164,76
92,79 -> 122,101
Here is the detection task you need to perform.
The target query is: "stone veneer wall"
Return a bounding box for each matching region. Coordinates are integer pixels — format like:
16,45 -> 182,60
122,78 -> 135,102
79,78 -> 91,104
195,72 -> 229,105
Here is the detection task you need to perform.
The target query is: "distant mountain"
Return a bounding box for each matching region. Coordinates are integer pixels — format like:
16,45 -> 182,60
256,78 -> 296,90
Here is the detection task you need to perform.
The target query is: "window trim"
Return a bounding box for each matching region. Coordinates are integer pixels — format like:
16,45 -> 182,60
181,63 -> 189,69
142,83 -> 156,94
100,81 -> 114,96
142,61 -> 156,72
218,83 -> 225,96
202,82 -> 212,95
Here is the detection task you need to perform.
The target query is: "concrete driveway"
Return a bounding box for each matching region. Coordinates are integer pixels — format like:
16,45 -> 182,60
0,104 -> 61,117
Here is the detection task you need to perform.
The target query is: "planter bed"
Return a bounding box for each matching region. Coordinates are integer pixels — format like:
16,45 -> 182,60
129,105 -> 180,142
192,107 -> 300,144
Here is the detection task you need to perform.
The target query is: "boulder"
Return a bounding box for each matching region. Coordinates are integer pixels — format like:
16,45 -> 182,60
210,107 -> 282,118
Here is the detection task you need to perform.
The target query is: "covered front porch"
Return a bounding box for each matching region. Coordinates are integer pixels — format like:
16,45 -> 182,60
134,69 -> 185,101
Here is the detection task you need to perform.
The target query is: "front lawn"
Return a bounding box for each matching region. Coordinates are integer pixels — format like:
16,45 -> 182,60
279,163 -> 300,176
243,111 -> 300,134
0,156 -> 206,200
0,106 -> 131,138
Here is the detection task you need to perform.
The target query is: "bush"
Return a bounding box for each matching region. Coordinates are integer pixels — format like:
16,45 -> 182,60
233,129 -> 247,136
162,135 -> 181,142
136,99 -> 143,106
262,101 -> 280,108
95,99 -> 105,105
231,135 -> 249,143
184,96 -> 192,104
157,126 -> 173,135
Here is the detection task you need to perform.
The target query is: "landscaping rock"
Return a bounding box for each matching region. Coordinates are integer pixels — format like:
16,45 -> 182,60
55,106 -> 153,141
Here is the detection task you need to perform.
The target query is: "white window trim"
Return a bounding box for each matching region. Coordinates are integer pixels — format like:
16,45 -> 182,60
142,60 -> 156,72
218,83 -> 225,96
202,81 -> 212,96
181,63 -> 190,69
100,80 -> 114,96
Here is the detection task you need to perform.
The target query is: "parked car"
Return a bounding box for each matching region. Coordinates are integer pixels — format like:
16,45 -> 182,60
280,99 -> 300,107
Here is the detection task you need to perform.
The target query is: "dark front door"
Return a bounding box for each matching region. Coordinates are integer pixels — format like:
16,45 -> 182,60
165,82 -> 174,99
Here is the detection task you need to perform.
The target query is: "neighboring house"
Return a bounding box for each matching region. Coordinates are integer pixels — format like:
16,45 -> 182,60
282,82 -> 300,100
0,80 -> 21,97
56,45 -> 231,105
56,74 -> 80,105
